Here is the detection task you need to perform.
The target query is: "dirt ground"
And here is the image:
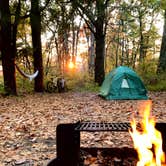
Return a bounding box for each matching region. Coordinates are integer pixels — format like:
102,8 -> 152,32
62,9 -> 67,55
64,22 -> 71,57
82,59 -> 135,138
0,91 -> 165,166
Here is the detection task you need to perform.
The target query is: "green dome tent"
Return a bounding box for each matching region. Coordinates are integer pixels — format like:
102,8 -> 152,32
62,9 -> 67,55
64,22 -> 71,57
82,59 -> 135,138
99,66 -> 148,100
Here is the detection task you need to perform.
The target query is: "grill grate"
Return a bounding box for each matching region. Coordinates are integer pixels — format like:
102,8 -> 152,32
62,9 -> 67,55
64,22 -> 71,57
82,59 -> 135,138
75,122 -> 131,132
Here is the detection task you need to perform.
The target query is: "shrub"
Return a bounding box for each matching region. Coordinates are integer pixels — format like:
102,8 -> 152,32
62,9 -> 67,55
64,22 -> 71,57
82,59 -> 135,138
136,61 -> 166,91
65,72 -> 99,92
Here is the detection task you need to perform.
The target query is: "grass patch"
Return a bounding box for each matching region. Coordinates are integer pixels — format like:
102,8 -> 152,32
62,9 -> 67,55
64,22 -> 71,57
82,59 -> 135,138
65,72 -> 99,92
145,74 -> 166,91
16,75 -> 34,94
138,70 -> 166,91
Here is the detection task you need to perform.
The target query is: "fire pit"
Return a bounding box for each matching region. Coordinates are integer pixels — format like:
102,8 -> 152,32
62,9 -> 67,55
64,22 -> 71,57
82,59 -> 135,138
47,121 -> 166,166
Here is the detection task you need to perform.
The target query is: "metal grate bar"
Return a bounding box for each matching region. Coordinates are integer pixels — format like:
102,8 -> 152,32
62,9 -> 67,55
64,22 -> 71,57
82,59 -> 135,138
75,122 -> 131,132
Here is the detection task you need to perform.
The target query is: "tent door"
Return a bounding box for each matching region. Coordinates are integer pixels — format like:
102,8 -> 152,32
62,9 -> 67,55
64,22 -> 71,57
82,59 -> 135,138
119,78 -> 133,96
121,78 -> 129,88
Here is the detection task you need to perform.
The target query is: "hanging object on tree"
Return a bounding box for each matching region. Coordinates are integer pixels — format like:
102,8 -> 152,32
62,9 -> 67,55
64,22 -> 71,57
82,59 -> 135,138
15,64 -> 39,81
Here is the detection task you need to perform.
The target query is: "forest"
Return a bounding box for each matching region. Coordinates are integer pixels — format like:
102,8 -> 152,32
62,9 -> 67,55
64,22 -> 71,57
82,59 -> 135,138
0,0 -> 166,166
0,0 -> 165,94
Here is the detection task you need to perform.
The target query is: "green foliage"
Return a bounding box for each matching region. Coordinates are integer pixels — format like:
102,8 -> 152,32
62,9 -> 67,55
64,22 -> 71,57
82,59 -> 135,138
0,84 -> 5,93
65,72 -> 99,92
136,60 -> 166,91
16,75 -> 34,94
147,76 -> 166,91
2,75 -> 35,94
161,0 -> 166,10
136,59 -> 157,77
0,77 -> 5,94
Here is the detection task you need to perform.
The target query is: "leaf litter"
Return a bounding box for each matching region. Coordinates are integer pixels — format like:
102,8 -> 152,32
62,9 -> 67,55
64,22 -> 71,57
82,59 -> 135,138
0,91 -> 165,165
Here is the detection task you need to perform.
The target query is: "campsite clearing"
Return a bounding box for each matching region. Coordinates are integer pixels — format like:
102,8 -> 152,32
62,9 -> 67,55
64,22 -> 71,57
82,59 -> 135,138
0,91 -> 165,165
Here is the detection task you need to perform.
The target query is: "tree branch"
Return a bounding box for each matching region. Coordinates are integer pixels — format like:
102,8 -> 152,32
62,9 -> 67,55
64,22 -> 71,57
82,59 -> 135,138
76,9 -> 96,34
40,0 -> 52,12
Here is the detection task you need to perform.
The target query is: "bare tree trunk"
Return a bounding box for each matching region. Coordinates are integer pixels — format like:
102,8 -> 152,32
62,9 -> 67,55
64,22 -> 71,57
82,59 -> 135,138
94,0 -> 106,85
0,0 -> 17,95
95,33 -> 105,86
89,32 -> 95,75
115,23 -> 121,67
75,21 -> 81,61
139,14 -> 145,63
71,19 -> 76,63
30,0 -> 44,92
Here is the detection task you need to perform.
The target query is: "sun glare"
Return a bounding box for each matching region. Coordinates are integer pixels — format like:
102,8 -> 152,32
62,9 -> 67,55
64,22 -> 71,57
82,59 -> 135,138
68,61 -> 75,69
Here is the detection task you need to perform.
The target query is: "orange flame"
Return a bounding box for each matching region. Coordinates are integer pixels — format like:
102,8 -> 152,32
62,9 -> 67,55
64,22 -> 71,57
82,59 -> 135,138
129,100 -> 165,166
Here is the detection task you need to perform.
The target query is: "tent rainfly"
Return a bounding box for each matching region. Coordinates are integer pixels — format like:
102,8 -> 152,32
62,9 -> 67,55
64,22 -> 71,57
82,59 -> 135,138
99,66 -> 148,100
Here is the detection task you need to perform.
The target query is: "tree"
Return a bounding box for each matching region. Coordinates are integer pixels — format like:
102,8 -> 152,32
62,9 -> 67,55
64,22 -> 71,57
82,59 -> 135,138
42,0 -> 78,74
121,0 -> 160,63
72,0 -> 111,85
157,9 -> 166,73
30,0 -> 44,92
0,0 -> 17,95
57,3 -> 71,73
106,0 -> 160,68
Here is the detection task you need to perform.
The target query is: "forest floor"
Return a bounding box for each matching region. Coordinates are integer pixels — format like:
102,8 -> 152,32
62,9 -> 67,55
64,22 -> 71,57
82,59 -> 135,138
0,91 -> 166,166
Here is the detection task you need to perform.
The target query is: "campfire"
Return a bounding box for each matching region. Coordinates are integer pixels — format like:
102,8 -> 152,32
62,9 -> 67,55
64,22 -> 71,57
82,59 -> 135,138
47,100 -> 166,166
130,100 -> 166,166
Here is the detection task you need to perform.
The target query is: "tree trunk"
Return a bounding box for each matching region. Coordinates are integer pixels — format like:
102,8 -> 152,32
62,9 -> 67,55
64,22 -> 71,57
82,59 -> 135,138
11,0 -> 20,63
157,10 -> 166,73
95,33 -> 105,86
139,15 -> 145,63
0,11 -> 1,55
89,32 -> 95,75
94,0 -> 105,85
30,0 -> 44,92
0,0 -> 17,95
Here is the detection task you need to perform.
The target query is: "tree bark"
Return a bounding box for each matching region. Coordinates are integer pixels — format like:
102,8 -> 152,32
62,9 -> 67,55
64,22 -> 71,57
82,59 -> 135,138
95,33 -> 105,86
0,0 -> 17,95
157,10 -> 166,73
139,14 -> 145,63
94,0 -> 106,85
30,0 -> 44,92
11,0 -> 21,63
